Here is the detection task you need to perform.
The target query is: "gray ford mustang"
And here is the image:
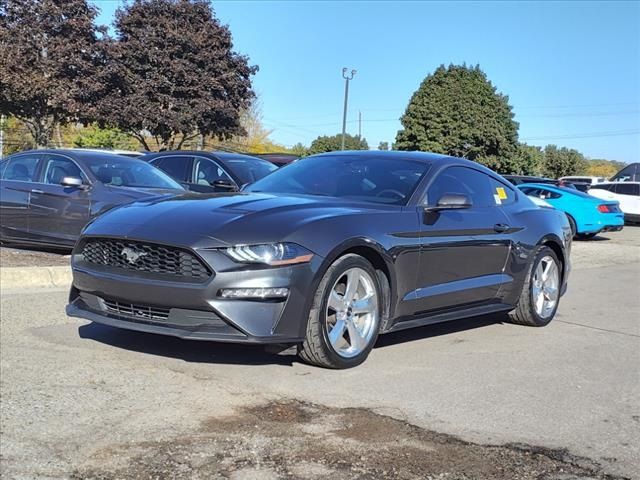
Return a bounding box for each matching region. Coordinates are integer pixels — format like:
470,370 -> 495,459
66,151 -> 572,368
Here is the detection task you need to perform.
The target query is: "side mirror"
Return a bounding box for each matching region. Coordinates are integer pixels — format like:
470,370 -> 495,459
425,193 -> 472,212
60,176 -> 86,188
211,179 -> 238,191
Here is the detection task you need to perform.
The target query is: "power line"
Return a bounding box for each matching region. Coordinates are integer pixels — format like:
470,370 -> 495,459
521,129 -> 640,141
263,109 -> 639,128
517,110 -> 639,118
515,101 -> 640,110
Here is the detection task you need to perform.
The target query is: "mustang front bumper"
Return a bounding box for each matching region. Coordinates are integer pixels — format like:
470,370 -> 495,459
67,246 -> 324,344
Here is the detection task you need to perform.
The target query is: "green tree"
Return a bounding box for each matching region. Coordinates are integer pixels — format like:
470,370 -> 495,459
0,116 -> 36,155
378,141 -> 390,151
0,0 -> 106,147
72,124 -> 135,150
94,0 -> 257,151
308,133 -> 368,155
584,159 -> 627,179
510,143 -> 543,175
541,145 -> 588,178
395,64 -> 519,171
217,101 -> 286,154
288,142 -> 308,157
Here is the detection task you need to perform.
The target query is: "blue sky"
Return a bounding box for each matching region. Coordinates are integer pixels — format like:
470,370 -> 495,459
93,0 -> 640,163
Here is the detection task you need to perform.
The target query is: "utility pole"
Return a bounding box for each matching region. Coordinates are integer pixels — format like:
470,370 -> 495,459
0,115 -> 5,160
341,67 -> 356,150
358,111 -> 362,139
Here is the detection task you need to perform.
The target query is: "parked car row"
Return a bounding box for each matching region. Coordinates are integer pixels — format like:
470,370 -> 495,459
0,149 -> 278,248
505,173 -> 639,227
517,183 -> 624,238
1,148 -> 637,252
144,151 -> 277,193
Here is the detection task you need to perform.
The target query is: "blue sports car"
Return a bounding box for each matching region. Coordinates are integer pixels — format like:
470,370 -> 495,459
518,183 -> 624,239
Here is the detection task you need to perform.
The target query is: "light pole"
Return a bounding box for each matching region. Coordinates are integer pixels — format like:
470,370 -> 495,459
341,67 -> 356,150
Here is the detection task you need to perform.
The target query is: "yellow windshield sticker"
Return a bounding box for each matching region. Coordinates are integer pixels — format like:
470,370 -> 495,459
496,187 -> 507,200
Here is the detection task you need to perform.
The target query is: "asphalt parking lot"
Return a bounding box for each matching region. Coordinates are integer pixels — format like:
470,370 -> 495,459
1,228 -> 639,479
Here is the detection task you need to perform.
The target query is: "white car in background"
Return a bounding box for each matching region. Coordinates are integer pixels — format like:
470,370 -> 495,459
559,176 -> 607,186
589,182 -> 640,224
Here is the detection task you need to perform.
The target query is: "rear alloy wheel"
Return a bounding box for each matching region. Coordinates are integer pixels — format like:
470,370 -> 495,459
299,254 -> 381,368
509,246 -> 561,327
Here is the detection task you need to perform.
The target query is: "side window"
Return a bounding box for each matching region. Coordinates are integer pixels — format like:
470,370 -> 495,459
488,178 -> 516,205
151,156 -> 190,182
614,183 -> 639,196
41,155 -> 85,185
531,188 -> 561,200
1,154 -> 42,182
427,166 -> 495,207
520,187 -> 540,197
194,157 -> 233,186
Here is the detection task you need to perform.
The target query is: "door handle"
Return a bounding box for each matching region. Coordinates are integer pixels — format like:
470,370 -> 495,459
494,223 -> 510,233
31,189 -> 44,195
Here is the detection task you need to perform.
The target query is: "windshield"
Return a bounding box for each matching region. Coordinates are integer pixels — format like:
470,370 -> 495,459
224,156 -> 278,184
83,156 -> 183,190
246,155 -> 430,205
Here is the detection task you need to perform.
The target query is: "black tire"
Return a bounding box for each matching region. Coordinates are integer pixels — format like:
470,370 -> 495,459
298,254 -> 382,369
566,214 -> 577,238
508,245 -> 561,327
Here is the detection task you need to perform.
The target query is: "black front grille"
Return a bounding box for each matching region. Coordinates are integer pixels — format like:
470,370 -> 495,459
80,238 -> 211,280
103,298 -> 170,321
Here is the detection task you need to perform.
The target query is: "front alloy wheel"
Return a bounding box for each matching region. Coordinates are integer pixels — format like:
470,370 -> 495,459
299,254 -> 381,368
326,267 -> 378,359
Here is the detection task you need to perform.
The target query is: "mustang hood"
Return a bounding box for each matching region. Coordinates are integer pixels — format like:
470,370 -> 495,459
82,192 -> 378,248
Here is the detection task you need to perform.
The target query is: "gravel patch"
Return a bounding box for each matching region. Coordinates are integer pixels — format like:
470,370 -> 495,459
71,400 -> 627,480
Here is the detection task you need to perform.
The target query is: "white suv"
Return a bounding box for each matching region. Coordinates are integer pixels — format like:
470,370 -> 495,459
559,176 -> 607,186
589,182 -> 640,224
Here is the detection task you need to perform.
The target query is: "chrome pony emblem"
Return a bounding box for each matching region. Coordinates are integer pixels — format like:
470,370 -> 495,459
121,247 -> 147,264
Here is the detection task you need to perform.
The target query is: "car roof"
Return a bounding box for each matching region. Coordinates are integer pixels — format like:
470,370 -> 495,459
212,151 -> 265,160
66,148 -> 143,156
597,181 -> 640,185
504,174 -> 556,181
7,148 -> 140,162
139,150 -> 265,161
310,150 -> 451,163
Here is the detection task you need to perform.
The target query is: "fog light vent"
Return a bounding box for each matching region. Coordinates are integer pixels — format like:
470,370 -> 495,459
219,287 -> 289,299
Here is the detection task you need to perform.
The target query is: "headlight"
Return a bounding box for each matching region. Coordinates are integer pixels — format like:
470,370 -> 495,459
223,243 -> 313,266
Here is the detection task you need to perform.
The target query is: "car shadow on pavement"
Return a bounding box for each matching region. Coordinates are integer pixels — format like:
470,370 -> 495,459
576,235 -> 611,242
79,314 -> 505,366
374,313 -> 504,348
78,322 -> 296,366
